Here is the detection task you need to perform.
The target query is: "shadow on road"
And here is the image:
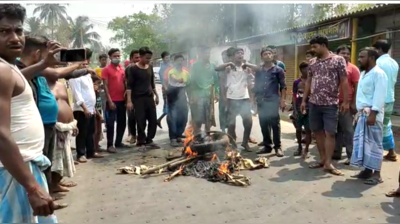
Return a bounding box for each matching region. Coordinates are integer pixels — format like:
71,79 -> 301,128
381,199 -> 400,223
321,178 -> 374,198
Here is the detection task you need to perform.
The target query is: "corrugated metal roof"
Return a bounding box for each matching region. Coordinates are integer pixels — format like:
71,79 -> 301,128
234,3 -> 394,43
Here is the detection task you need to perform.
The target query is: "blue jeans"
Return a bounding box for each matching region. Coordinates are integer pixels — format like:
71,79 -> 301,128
167,86 -> 188,140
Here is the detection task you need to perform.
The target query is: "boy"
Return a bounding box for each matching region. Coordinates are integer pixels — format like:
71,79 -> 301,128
293,62 -> 311,158
92,75 -> 104,156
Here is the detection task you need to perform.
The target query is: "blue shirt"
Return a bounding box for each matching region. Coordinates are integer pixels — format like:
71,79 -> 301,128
376,54 -> 399,103
159,61 -> 171,84
254,65 -> 286,101
36,76 -> 58,125
356,66 -> 388,123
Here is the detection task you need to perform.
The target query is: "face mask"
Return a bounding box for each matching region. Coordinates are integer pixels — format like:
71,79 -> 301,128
111,59 -> 120,64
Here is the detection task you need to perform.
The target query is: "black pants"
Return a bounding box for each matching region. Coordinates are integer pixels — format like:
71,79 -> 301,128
258,99 -> 281,150
43,124 -> 55,187
167,87 -> 188,140
219,92 -> 228,131
227,99 -> 252,144
127,109 -> 137,137
133,95 -> 157,145
106,101 -> 127,147
74,111 -> 95,158
334,110 -> 354,159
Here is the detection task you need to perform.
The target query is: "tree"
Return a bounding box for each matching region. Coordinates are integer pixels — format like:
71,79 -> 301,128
68,16 -> 102,48
24,17 -> 47,35
108,12 -> 168,58
33,4 -> 69,39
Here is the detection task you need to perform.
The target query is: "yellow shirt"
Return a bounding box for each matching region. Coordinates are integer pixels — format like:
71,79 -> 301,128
95,67 -> 103,78
168,67 -> 189,87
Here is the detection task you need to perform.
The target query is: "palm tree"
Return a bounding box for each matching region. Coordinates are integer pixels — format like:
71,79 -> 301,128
68,16 -> 102,48
33,4 -> 69,39
24,17 -> 47,35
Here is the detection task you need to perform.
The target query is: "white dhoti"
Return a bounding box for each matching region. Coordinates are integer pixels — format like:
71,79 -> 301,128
51,120 -> 77,178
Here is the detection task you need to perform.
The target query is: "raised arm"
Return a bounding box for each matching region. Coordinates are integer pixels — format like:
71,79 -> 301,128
215,62 -> 233,72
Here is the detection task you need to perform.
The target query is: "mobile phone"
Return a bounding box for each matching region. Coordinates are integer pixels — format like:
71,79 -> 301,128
60,49 -> 86,62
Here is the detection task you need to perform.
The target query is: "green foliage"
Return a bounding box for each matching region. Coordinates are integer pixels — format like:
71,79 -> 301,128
107,12 -> 168,58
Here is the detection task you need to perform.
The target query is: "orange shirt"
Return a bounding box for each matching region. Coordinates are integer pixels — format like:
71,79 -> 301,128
339,62 -> 360,103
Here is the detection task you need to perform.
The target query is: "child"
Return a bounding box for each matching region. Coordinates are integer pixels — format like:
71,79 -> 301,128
92,75 -> 105,157
293,62 -> 311,159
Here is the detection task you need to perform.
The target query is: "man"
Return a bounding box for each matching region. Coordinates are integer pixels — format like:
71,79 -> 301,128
251,47 -> 286,157
189,46 -> 219,134
157,51 -> 171,129
217,48 -> 231,133
373,39 -> 399,162
166,54 -> 190,147
17,35 -> 91,196
0,4 -> 61,222
305,50 -> 315,62
333,45 -> 360,164
293,62 -> 312,158
125,49 -> 140,144
351,47 -> 387,185
216,48 -> 253,151
301,35 -> 349,176
69,48 -> 99,162
102,48 -> 129,153
95,53 -> 107,78
126,47 -> 160,149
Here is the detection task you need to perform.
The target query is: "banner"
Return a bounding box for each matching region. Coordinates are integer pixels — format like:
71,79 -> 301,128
292,19 -> 351,45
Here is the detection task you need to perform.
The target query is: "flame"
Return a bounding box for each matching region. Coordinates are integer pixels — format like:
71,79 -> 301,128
218,162 -> 229,174
184,146 -> 198,157
183,126 -> 194,147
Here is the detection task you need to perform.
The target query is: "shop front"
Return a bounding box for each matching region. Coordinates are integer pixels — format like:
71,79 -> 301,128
292,18 -> 352,78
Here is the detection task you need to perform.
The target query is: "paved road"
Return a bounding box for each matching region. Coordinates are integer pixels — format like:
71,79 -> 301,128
56,85 -> 400,223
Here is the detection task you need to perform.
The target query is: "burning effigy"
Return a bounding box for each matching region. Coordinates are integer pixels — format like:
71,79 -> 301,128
118,127 -> 269,187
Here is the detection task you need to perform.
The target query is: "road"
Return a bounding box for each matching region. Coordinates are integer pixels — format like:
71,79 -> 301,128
56,85 -> 400,223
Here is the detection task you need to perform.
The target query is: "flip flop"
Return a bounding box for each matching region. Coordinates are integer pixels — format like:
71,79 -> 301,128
385,189 -> 400,197
60,181 -> 77,188
364,177 -> 383,185
309,163 -> 323,169
324,168 -> 344,176
293,149 -> 302,157
384,154 -> 397,162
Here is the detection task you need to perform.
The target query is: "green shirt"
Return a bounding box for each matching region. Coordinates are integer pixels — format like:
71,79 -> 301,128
189,61 -> 219,98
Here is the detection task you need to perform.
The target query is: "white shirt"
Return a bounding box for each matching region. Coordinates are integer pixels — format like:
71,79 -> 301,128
69,74 -> 96,114
226,66 -> 250,99
0,61 -> 44,166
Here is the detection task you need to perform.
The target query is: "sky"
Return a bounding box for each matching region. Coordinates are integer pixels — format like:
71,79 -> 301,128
24,3 -> 155,48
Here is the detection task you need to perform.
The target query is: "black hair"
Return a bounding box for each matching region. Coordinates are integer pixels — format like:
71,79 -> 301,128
234,47 -> 244,54
22,34 -> 49,55
309,34 -> 329,48
0,4 -> 26,23
129,49 -> 139,59
221,49 -> 228,56
226,47 -> 236,57
98,53 -> 107,61
299,61 -> 309,70
139,47 -> 152,56
91,74 -> 101,82
161,51 -> 169,59
266,45 -> 276,49
85,48 -> 93,60
305,50 -> 315,56
360,47 -> 380,62
108,48 -> 120,57
174,54 -> 184,61
260,47 -> 274,56
336,44 -> 351,54
372,39 -> 391,53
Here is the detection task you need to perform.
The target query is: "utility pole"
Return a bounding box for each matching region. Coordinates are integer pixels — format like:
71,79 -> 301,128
233,4 -> 237,45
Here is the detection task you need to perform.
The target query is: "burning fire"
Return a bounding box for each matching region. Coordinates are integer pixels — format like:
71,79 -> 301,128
183,127 -> 198,157
218,162 -> 229,174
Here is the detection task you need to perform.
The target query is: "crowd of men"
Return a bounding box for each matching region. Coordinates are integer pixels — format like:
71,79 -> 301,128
1,3 -> 400,223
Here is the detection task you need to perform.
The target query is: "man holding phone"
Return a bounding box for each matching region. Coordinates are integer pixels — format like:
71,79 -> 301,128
102,48 -> 130,153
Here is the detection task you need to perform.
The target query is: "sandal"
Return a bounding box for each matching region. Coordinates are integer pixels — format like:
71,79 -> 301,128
293,148 -> 302,157
60,181 -> 77,188
301,152 -> 310,159
351,170 -> 372,179
343,159 -> 350,165
364,177 -> 383,185
107,147 -> 117,154
54,203 -> 68,210
385,189 -> 400,197
384,154 -> 397,162
309,163 -> 323,169
275,148 -> 284,157
324,168 -> 344,176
